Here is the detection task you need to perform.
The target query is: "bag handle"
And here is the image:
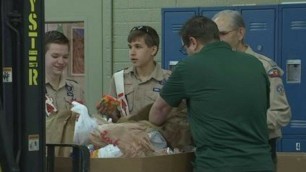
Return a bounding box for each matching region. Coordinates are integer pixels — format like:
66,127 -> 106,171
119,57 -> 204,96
114,70 -> 130,116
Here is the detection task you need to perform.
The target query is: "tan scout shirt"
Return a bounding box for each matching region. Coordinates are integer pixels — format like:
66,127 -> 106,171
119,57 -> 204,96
109,63 -> 171,118
245,46 -> 291,139
45,76 -> 84,157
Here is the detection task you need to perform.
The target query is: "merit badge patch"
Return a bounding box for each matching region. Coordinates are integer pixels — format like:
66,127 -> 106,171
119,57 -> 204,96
268,68 -> 281,78
65,84 -> 74,97
276,84 -> 285,95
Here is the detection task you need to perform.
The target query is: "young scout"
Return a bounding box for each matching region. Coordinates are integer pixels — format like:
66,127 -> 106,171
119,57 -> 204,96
100,25 -> 171,122
45,30 -> 84,157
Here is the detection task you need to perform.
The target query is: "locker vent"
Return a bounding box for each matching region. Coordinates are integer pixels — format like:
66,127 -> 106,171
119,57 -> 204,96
291,21 -> 306,30
249,23 -> 267,31
172,24 -> 182,33
290,120 -> 306,128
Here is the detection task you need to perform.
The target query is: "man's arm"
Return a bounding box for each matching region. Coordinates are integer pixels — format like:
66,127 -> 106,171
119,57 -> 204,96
149,95 -> 173,126
267,76 -> 291,130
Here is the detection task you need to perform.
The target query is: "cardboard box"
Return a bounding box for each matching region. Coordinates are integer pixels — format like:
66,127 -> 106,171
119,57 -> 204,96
55,152 -> 306,172
277,152 -> 306,172
55,152 -> 195,172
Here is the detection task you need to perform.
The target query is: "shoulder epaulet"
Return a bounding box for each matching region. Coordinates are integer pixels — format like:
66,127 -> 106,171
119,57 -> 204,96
255,54 -> 277,67
66,79 -> 79,84
257,56 -> 284,77
266,58 -> 277,68
116,67 -> 128,73
114,67 -> 130,75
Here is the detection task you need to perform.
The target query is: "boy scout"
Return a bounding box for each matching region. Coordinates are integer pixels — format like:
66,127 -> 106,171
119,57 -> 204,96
45,30 -> 84,157
104,26 -> 171,122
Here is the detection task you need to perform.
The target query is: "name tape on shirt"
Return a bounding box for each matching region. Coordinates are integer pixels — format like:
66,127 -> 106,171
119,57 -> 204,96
153,88 -> 161,92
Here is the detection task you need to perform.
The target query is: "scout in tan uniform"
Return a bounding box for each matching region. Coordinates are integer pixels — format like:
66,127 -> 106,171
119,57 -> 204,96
98,26 -> 192,149
109,63 -> 170,119
102,26 -> 171,122
213,10 -> 291,167
45,31 -> 84,157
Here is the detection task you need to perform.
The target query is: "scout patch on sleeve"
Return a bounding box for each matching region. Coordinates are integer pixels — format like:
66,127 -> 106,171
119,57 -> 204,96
268,68 -> 281,78
276,84 -> 285,95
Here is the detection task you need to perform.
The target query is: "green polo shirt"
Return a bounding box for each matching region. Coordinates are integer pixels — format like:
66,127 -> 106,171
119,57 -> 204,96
160,41 -> 273,172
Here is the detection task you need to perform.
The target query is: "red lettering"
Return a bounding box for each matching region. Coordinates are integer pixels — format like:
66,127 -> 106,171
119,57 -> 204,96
99,130 -> 120,145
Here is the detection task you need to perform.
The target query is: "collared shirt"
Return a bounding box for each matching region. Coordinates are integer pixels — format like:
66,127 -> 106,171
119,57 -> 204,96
245,46 -> 291,139
161,41 -> 273,172
45,76 -> 84,112
109,63 -> 171,117
45,75 -> 84,157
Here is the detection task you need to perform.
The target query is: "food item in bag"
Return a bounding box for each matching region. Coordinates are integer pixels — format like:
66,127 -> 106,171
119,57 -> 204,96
96,95 -> 121,115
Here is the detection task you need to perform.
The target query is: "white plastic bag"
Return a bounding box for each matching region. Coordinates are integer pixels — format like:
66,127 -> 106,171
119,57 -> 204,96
98,144 -> 123,158
71,101 -> 98,145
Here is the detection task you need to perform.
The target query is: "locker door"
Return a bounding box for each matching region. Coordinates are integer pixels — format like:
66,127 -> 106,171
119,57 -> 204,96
199,6 -> 236,19
280,138 -> 306,152
240,6 -> 277,61
280,5 -> 306,151
162,8 -> 198,69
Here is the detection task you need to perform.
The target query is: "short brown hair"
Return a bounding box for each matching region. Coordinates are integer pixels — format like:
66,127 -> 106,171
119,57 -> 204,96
180,16 -> 219,47
128,25 -> 159,51
44,30 -> 69,52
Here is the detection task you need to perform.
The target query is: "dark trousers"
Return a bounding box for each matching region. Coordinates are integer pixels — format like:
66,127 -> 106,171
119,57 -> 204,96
269,138 -> 277,172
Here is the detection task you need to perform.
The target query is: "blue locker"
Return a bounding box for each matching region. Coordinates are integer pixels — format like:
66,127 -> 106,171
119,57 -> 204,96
241,6 -> 277,61
279,4 -> 306,152
279,136 -> 306,152
162,8 -> 198,70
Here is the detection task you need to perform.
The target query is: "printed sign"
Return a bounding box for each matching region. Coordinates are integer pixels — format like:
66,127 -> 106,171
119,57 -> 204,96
28,134 -> 39,151
3,67 -> 12,82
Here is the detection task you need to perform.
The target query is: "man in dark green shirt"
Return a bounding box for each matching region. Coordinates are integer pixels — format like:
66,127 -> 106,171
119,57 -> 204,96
149,16 -> 274,172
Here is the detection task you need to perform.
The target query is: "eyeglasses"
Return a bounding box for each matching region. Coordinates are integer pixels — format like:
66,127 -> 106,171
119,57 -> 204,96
130,26 -> 150,33
219,30 -> 236,36
179,45 -> 187,56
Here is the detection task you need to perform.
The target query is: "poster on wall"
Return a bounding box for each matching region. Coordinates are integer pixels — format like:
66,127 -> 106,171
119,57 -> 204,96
71,27 -> 85,76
